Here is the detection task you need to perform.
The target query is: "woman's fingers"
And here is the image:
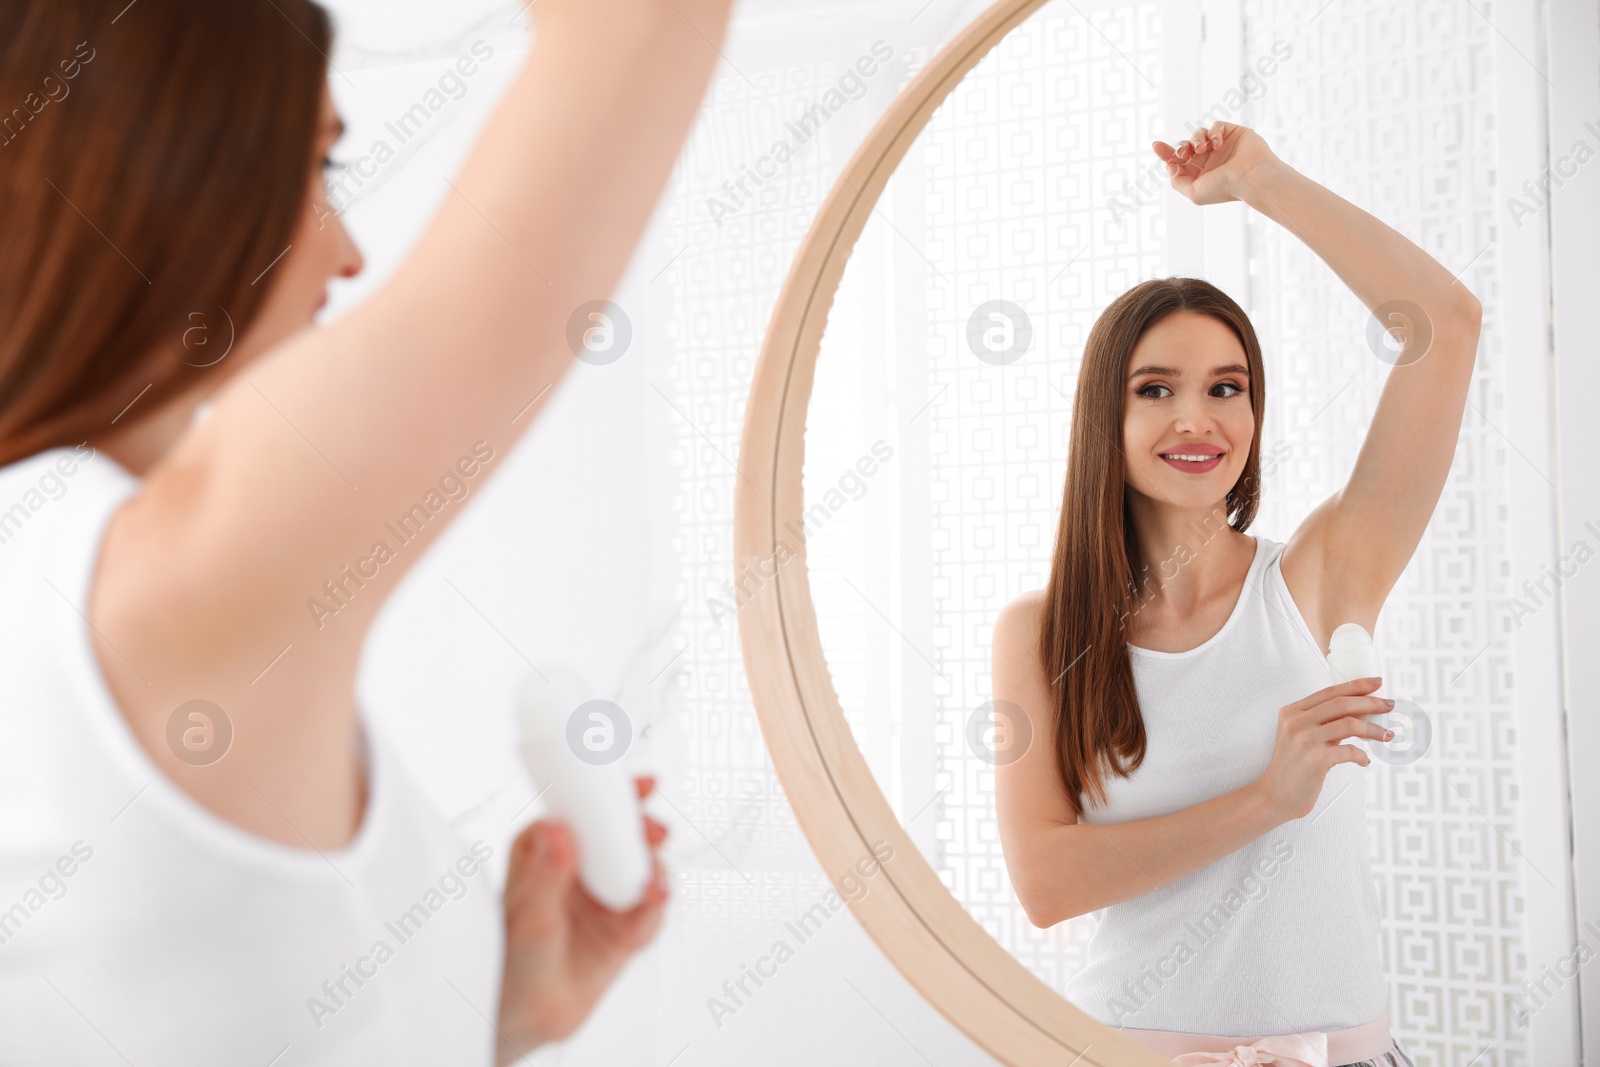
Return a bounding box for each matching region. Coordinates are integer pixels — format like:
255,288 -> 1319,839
1152,140 -> 1192,176
533,821 -> 578,882
1154,138 -> 1205,166
1168,122 -> 1236,162
1152,137 -> 1213,199
505,821 -> 578,934
594,889 -> 666,954
1316,693 -> 1392,719
1312,712 -> 1390,745
575,849 -> 670,950
634,841 -> 671,910
1284,676 -> 1383,715
1177,128 -> 1210,157
634,777 -> 668,845
1177,123 -> 1234,161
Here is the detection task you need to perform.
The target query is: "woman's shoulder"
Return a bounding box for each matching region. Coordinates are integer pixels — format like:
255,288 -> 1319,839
996,587 -> 1046,632
993,589 -> 1048,666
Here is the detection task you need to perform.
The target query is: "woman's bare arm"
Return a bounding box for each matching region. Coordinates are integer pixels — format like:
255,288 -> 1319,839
1248,154 -> 1480,634
992,592 -> 1283,928
1158,124 -> 1482,638
102,0 -> 735,657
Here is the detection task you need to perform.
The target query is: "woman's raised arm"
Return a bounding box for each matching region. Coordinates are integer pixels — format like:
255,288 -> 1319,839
103,0 -> 735,655
1155,123 -> 1483,635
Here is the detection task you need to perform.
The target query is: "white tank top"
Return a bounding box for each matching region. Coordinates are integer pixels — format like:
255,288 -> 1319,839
0,445 -> 503,1064
1062,534 -> 1389,1034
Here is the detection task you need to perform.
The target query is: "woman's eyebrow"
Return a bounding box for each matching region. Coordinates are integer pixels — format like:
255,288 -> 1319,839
1127,363 -> 1250,379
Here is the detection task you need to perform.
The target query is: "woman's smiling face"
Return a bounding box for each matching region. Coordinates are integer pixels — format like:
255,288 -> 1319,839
1121,309 -> 1255,510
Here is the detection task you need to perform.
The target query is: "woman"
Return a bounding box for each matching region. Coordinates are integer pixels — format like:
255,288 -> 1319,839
0,0 -> 732,1063
993,121 -> 1480,1067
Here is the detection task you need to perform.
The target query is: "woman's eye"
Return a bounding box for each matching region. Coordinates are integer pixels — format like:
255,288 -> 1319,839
322,154 -> 347,177
1136,381 -> 1245,400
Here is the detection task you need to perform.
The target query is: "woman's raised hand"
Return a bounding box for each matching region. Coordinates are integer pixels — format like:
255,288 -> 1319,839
494,775 -> 670,1065
1152,121 -> 1279,206
1250,677 -> 1395,823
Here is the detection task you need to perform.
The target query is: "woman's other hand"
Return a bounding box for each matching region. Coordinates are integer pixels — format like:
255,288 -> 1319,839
1152,121 -> 1279,205
494,775 -> 670,1065
1251,677 -> 1395,823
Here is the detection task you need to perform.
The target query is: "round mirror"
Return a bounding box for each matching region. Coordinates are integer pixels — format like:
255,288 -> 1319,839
735,0 -> 1474,1062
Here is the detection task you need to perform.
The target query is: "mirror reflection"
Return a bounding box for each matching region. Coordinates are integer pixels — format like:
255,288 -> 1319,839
803,2 -> 1528,1062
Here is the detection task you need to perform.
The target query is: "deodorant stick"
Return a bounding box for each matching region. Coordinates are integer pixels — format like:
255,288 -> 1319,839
1325,623 -> 1394,743
514,671 -> 653,911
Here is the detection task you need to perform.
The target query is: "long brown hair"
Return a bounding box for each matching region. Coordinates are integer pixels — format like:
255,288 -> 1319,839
1038,277 -> 1267,812
0,0 -> 331,466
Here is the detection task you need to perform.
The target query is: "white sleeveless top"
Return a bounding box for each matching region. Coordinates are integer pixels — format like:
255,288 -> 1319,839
1062,534 -> 1389,1034
0,445 -> 503,1064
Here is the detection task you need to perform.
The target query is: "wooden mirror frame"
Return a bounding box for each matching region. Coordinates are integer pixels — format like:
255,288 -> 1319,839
733,1 -> 1175,1063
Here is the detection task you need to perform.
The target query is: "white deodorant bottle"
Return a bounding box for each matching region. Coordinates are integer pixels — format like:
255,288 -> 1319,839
1327,623 -> 1433,766
514,670 -> 653,911
1325,623 -> 1394,745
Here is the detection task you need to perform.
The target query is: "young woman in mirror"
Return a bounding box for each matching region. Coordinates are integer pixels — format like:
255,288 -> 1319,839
992,121 -> 1480,1067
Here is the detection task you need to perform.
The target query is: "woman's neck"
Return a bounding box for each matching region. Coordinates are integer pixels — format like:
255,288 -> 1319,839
1126,502 -> 1248,610
87,389 -> 209,478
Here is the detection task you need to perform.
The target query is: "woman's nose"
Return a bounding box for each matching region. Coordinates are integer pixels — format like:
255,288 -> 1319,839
339,233 -> 365,279
1169,402 -> 1216,434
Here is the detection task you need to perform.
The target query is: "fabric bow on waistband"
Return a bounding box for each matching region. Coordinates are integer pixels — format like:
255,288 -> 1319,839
1169,1031 -> 1330,1066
